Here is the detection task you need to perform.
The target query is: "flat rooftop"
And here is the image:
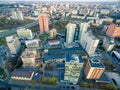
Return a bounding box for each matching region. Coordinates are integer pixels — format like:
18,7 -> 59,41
11,69 -> 34,78
89,58 -> 105,68
66,54 -> 83,63
6,35 -> 17,43
44,47 -> 87,62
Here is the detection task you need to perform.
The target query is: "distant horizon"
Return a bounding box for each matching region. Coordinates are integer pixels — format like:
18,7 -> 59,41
0,0 -> 119,2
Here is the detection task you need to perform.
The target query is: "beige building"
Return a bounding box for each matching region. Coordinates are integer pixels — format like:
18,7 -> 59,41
21,48 -> 37,66
17,28 -> 33,39
6,35 -> 21,54
49,28 -> 57,38
103,37 -> 115,52
85,58 -> 105,79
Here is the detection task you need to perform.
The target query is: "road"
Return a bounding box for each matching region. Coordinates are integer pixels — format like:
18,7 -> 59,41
0,21 -> 38,38
103,53 -> 120,72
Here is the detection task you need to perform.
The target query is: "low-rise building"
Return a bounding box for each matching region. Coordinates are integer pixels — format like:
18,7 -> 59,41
11,69 -> 34,80
25,39 -> 40,48
48,39 -> 60,46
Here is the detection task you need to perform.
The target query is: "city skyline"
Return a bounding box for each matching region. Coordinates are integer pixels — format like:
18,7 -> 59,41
0,0 -> 118,2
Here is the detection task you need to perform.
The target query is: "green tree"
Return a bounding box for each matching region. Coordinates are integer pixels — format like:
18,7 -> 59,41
80,82 -> 88,87
88,83 -> 94,88
105,84 -> 118,90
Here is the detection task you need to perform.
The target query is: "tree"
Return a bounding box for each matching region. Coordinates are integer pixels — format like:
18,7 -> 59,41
105,84 -> 118,90
88,83 -> 94,88
36,63 -> 41,69
80,82 -> 88,87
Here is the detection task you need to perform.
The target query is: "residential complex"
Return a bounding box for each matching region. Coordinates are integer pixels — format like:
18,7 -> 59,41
1,1 -> 120,90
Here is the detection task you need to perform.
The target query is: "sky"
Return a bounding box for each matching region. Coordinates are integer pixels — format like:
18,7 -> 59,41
0,0 -> 119,2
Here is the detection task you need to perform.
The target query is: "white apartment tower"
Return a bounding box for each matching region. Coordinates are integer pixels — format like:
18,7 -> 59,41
66,23 -> 76,44
79,23 -> 89,43
6,35 -> 21,55
11,11 -> 24,20
81,31 -> 99,56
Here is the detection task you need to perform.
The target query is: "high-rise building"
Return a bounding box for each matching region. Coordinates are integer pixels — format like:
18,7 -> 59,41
21,48 -> 37,66
38,15 -> 49,33
17,28 -> 33,39
103,37 -> 115,52
64,54 -> 83,84
11,11 -> 17,19
66,23 -> 76,44
11,11 -> 24,20
6,35 -> 21,55
85,58 -> 105,79
16,11 -> 24,20
79,23 -> 89,43
49,28 -> 57,38
106,23 -> 120,38
81,31 -> 99,56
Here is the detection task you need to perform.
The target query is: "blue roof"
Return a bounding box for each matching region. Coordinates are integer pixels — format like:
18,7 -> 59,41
89,58 -> 105,68
65,54 -> 83,63
44,54 -> 65,61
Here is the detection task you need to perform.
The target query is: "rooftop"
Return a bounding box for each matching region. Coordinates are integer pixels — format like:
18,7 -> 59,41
21,48 -> 36,58
66,54 -> 83,63
86,31 -> 98,40
89,58 -> 105,68
6,35 -> 17,43
11,69 -> 34,78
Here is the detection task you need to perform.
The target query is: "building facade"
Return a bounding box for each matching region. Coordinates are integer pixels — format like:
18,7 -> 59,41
11,11 -> 24,20
85,58 -> 105,79
49,28 -> 57,38
64,54 -> 83,84
17,28 -> 33,39
25,39 -> 40,48
103,37 -> 115,52
66,23 -> 76,44
81,31 -> 99,56
6,35 -> 21,55
79,23 -> 89,43
38,15 -> 49,33
21,48 -> 37,66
